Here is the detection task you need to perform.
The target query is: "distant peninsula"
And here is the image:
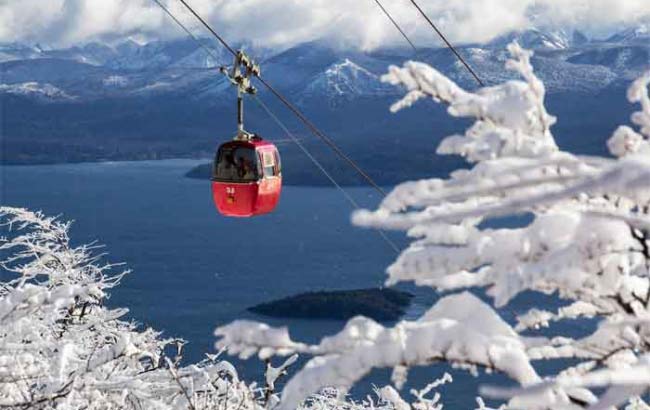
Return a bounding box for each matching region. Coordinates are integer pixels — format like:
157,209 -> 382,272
185,161 -> 372,186
248,288 -> 413,321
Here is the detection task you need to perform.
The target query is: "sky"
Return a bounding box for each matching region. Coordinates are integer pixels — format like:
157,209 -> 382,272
0,0 -> 649,50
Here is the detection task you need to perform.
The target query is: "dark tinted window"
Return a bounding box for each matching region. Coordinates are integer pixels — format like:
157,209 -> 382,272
213,146 -> 260,182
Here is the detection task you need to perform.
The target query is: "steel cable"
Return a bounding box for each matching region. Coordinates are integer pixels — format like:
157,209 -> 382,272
371,0 -> 418,52
407,0 -> 485,86
172,0 -> 388,198
253,95 -> 400,253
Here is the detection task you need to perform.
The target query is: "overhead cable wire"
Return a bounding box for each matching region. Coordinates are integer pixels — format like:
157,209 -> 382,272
407,0 -> 485,86
152,0 -> 388,197
255,76 -> 387,196
149,0 -> 398,251
153,0 -> 400,250
172,0 -> 388,197
152,0 -> 221,62
371,0 -> 418,52
253,95 -> 400,253
177,0 -> 237,57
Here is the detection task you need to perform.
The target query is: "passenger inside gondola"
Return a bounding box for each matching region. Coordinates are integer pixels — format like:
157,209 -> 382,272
216,152 -> 235,180
214,146 -> 259,182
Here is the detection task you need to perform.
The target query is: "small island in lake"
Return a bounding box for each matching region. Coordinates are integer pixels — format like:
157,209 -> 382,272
248,288 -> 413,321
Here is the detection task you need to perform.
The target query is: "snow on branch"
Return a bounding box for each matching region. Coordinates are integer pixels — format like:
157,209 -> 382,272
608,71 -> 650,157
213,43 -> 650,410
216,292 -> 538,410
355,45 -> 650,409
382,42 -> 557,163
13,42 -> 650,410
483,354 -> 650,410
0,207 -> 262,410
0,208 -> 459,410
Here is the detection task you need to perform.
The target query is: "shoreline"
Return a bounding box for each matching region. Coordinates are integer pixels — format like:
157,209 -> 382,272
0,156 -> 212,167
0,159 -> 397,189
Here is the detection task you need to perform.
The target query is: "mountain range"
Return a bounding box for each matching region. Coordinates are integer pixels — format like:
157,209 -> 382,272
2,26 -> 649,184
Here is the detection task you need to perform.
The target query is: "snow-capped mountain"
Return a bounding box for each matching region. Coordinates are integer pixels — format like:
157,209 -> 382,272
3,25 -> 649,103
106,38 -> 230,70
489,28 -> 575,50
0,43 -> 43,62
300,59 -> 394,103
2,25 -> 650,166
0,41 -> 118,66
606,24 -> 650,44
567,45 -> 650,79
0,82 -> 73,101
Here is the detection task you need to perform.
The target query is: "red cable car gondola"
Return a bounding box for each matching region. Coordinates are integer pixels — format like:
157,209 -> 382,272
211,51 -> 282,217
211,137 -> 281,217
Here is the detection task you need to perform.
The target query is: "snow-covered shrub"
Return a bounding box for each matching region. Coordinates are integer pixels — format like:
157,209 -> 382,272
0,207 -> 410,410
0,207 -> 262,410
214,43 -> 650,410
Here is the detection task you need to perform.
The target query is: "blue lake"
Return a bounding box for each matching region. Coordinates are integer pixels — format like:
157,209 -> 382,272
1,160 -> 590,409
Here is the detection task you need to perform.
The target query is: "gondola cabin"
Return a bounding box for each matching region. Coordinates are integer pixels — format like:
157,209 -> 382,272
211,137 -> 282,217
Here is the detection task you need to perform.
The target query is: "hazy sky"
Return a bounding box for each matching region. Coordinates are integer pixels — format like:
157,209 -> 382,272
1,0 -> 649,49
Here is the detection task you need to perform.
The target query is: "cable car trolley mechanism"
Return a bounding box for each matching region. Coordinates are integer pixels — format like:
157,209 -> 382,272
211,51 -> 282,217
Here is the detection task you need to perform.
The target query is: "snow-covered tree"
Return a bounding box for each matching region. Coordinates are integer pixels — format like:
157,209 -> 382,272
0,207 -> 263,410
0,207 -> 409,410
5,41 -> 650,410
214,43 -> 650,410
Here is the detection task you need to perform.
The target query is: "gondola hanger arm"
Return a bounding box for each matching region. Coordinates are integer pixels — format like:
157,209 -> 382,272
219,50 -> 261,140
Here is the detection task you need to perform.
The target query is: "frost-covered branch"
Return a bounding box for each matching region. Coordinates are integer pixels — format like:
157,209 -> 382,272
0,207 -> 263,410
608,71 -> 650,158
382,42 -> 558,162
216,292 -> 537,410
2,206 -> 429,410
213,43 -> 650,410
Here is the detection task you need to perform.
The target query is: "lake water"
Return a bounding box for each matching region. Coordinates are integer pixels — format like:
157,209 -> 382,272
1,160 -> 591,409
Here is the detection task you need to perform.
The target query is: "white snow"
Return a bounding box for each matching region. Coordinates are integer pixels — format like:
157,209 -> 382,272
102,75 -> 128,87
216,292 -> 538,410
301,58 -> 393,101
5,39 -> 650,410
212,42 -> 650,409
0,82 -> 73,100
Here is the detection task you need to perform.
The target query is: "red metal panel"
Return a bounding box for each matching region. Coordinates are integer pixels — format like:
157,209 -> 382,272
255,176 -> 282,214
211,181 -> 259,217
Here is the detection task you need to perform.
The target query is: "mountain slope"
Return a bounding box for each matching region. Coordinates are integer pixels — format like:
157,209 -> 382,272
2,27 -> 649,181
